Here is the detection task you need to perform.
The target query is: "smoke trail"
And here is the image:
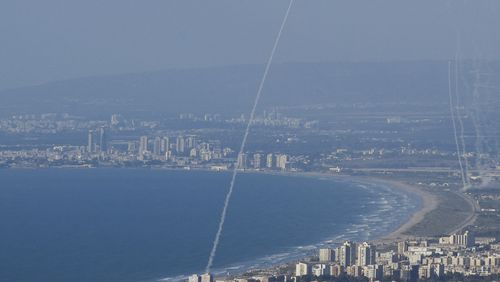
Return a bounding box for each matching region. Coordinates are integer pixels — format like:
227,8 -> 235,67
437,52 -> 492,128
453,54 -> 472,188
468,61 -> 495,188
449,3 -> 473,189
448,61 -> 468,189
205,0 -> 295,273
454,1 -> 499,189
470,68 -> 487,183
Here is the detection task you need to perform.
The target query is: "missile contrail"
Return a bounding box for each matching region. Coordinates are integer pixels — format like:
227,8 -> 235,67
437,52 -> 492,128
453,56 -> 472,188
448,61 -> 468,189
205,0 -> 295,273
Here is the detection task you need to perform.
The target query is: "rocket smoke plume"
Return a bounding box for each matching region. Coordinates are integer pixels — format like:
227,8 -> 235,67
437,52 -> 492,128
453,32 -> 472,189
448,61 -> 468,189
454,57 -> 472,189
205,0 -> 295,273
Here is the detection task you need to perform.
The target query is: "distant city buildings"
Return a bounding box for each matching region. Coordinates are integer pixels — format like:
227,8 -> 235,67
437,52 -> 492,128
266,153 -> 274,169
237,153 -> 247,170
276,154 -> 287,170
153,136 -> 162,156
87,129 -> 94,153
86,127 -> 108,154
139,136 -> 148,155
253,153 -> 262,169
176,136 -> 185,154
439,230 -> 475,248
127,141 -> 136,154
99,127 -> 107,153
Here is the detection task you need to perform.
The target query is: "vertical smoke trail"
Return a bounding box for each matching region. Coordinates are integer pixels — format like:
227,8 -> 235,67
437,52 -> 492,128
449,2 -> 472,189
453,1 -> 498,188
453,55 -> 472,188
468,61 -> 494,187
448,61 -> 468,189
470,68 -> 486,181
205,0 -> 295,273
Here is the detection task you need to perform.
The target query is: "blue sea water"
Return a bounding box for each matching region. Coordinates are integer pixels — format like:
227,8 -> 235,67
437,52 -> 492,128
0,169 -> 419,282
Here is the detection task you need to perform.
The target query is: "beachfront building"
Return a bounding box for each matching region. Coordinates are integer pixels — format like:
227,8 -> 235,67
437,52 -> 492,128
295,262 -> 311,276
189,274 -> 201,282
357,242 -> 376,266
319,248 -> 335,262
338,241 -> 356,267
201,273 -> 214,282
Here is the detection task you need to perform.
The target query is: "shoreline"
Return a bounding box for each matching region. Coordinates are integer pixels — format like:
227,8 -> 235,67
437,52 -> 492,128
157,169 -> 433,281
204,169 -> 442,281
238,170 -> 439,241
0,167 -> 445,281
363,177 -> 439,241
9,167 -> 439,248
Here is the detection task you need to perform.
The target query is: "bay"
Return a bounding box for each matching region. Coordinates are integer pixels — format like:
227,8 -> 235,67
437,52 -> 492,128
0,169 -> 419,281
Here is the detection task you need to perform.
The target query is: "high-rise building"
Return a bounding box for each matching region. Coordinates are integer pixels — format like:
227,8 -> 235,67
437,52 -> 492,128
449,231 -> 475,247
186,136 -> 197,149
176,136 -> 185,154
357,242 -> 376,266
295,262 -> 310,276
319,248 -> 335,262
338,241 -> 354,267
398,241 -> 409,254
347,265 -> 362,277
153,137 -> 162,156
253,153 -> 262,169
87,130 -> 95,153
161,137 -> 170,153
237,153 -> 247,169
276,154 -> 287,170
199,149 -> 211,161
127,141 -> 136,154
99,127 -> 107,153
266,153 -> 274,168
139,136 -> 148,155
364,265 -> 383,280
188,274 -> 200,282
350,242 -> 358,265
329,265 -> 343,277
190,148 -> 197,158
312,264 -> 329,276
200,273 -> 213,282
110,114 -> 120,126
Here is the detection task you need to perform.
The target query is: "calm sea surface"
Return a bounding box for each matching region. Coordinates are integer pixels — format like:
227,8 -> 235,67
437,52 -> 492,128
0,169 -> 419,281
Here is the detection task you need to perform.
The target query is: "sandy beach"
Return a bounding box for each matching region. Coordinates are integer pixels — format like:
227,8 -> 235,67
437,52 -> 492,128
363,178 -> 440,241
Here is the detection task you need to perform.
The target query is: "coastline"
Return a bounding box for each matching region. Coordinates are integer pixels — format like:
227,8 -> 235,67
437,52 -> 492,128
239,170 -> 439,241
157,168 -> 432,281
364,178 -> 439,241
3,167 -> 438,241
0,167 -> 446,281
11,166 -> 440,237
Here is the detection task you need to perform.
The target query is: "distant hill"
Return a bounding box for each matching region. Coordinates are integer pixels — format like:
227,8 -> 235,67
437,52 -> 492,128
0,61 -> 465,117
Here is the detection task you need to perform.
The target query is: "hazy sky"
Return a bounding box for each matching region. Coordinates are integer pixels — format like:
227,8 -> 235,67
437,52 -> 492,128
1,0 -> 499,90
